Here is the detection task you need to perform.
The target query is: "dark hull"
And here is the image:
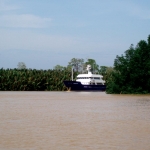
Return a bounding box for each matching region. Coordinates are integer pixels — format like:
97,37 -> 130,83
63,81 -> 106,91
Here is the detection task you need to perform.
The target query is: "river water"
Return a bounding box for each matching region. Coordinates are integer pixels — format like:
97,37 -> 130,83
0,92 -> 150,150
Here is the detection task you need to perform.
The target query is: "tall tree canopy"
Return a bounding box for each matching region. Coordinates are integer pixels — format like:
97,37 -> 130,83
53,65 -> 72,71
53,65 -> 65,71
106,35 -> 150,94
17,62 -> 27,69
85,59 -> 99,73
68,58 -> 84,72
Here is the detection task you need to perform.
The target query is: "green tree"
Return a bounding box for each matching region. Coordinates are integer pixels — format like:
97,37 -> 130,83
53,65 -> 65,71
99,66 -> 113,81
17,62 -> 27,69
85,59 -> 99,73
68,58 -> 84,72
106,35 -> 150,94
99,66 -> 107,76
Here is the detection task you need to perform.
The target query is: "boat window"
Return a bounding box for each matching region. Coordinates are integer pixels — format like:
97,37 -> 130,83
97,83 -> 102,85
77,77 -> 89,79
94,77 -> 100,80
77,77 -> 102,80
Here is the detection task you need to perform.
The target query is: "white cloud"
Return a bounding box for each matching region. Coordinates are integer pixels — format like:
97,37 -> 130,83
0,14 -> 52,28
0,28 -> 128,57
0,1 -> 51,28
0,29 -> 77,52
0,0 -> 19,11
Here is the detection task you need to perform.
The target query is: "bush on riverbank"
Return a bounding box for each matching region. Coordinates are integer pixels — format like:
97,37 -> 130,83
106,35 -> 150,94
0,69 -> 77,91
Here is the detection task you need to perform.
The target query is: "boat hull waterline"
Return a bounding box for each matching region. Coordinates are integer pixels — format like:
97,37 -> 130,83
64,81 -> 106,91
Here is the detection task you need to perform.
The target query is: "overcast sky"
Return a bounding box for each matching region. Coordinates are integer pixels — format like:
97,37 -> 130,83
0,0 -> 150,69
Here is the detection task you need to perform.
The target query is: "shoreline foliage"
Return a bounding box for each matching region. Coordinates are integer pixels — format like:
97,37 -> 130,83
0,69 -> 77,91
106,35 -> 150,94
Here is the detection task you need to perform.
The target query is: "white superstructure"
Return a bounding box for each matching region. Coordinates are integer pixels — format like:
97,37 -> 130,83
76,65 -> 105,85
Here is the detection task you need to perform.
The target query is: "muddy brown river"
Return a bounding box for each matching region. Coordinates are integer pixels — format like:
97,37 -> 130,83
0,92 -> 150,150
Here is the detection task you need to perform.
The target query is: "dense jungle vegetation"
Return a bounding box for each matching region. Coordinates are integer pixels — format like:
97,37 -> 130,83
106,35 -> 150,94
0,58 -> 108,91
0,69 -> 77,91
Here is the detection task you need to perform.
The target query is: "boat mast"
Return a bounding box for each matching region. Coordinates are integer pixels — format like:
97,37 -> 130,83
72,67 -> 74,81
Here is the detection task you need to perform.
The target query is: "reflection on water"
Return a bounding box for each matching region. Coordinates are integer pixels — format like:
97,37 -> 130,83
0,92 -> 150,150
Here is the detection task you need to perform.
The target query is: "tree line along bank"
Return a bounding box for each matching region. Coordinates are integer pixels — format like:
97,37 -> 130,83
1,35 -> 150,93
0,69 -> 77,91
